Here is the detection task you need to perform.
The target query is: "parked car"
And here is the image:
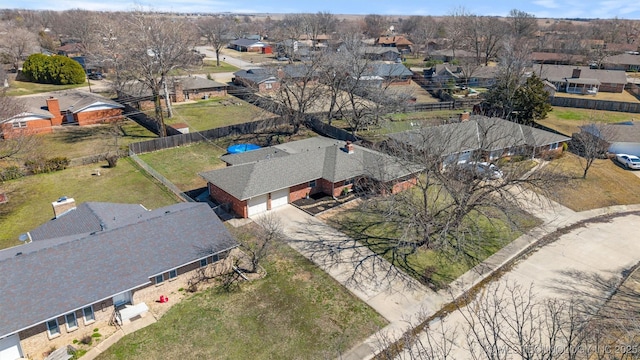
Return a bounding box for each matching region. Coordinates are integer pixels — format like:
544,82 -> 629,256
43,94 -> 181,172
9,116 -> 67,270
87,72 -> 103,80
615,154 -> 640,170
276,55 -> 289,61
455,162 -> 504,180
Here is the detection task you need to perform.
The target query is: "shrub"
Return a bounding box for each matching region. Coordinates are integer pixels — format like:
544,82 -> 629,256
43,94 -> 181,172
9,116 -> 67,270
24,156 -> 70,174
91,332 -> 102,338
22,54 -> 85,85
0,166 -> 24,181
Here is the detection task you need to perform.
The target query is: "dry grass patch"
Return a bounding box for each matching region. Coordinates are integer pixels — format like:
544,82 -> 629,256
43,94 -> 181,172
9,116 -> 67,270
95,224 -> 386,360
545,153 -> 640,211
537,107 -> 640,135
554,90 -> 640,103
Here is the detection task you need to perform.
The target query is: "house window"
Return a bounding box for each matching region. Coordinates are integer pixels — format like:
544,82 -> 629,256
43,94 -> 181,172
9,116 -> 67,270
155,274 -> 164,284
65,312 -> 78,331
83,306 -> 95,324
265,83 -> 272,89
47,319 -> 60,337
169,269 -> 178,279
12,121 -> 27,128
550,143 -> 559,150
212,253 -> 219,263
345,178 -> 354,186
200,258 -> 208,267
489,150 -> 503,160
309,180 -> 317,188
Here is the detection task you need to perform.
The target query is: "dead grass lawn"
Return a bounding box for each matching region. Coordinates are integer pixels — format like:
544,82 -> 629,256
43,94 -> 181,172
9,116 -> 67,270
545,153 -> 640,211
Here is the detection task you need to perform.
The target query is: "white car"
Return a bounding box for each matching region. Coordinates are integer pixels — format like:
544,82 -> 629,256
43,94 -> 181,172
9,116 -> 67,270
615,154 -> 640,170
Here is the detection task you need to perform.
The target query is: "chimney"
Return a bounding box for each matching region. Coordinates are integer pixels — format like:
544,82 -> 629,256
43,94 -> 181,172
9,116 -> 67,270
173,80 -> 185,103
52,196 -> 76,218
46,97 -> 63,126
572,68 -> 581,78
345,141 -> 355,154
459,111 -> 470,122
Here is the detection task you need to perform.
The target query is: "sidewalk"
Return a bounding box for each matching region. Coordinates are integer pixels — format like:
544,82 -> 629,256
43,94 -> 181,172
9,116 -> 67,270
340,199 -> 640,360
80,313 -> 157,360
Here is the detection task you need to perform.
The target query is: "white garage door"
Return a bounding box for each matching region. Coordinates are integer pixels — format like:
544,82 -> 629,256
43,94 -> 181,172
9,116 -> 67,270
247,194 -> 268,217
270,188 -> 289,209
0,334 -> 22,360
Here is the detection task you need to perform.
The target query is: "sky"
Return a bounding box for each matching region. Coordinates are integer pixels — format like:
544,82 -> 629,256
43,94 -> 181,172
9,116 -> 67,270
5,0 -> 640,19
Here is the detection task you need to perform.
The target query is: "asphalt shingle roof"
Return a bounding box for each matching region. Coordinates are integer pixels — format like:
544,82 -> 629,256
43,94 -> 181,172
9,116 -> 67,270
233,68 -> 277,85
388,116 -> 571,155
0,202 -> 238,337
532,64 -> 627,85
201,136 -> 420,200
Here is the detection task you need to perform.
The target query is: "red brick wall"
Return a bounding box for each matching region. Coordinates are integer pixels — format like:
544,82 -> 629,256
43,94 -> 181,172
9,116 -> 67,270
76,109 -> 123,126
208,183 -> 247,218
289,182 -> 313,202
46,98 -> 63,126
391,176 -> 418,194
1,120 -> 53,139
258,82 -> 280,92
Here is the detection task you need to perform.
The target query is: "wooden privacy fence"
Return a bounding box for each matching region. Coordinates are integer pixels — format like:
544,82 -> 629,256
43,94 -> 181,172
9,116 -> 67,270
128,116 -> 290,155
550,96 -> 640,113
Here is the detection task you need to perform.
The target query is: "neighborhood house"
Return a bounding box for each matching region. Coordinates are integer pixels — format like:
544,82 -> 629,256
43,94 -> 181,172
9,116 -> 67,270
200,136 -> 421,218
533,64 -> 628,94
387,114 -> 571,165
0,200 -> 238,360
0,91 -> 124,139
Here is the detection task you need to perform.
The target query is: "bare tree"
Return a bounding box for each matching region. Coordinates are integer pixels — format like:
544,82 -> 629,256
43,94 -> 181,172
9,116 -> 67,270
0,23 -> 39,71
508,9 -> 537,41
362,14 -> 388,38
408,16 -> 439,59
114,12 -> 199,136
444,7 -> 471,60
0,96 -> 39,163
241,213 -> 283,273
571,123 -> 613,179
197,16 -> 232,66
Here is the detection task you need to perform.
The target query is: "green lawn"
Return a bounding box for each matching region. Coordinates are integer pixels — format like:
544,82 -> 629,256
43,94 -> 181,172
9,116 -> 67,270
6,80 -> 88,96
138,141 -> 227,190
165,97 -> 273,132
329,191 -> 540,288
537,107 -> 638,136
34,120 -> 156,160
0,158 -> 179,249
96,225 -> 386,360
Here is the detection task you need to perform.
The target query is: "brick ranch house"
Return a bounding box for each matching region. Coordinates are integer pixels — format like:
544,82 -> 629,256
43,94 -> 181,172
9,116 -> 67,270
0,91 -> 124,139
387,114 -> 571,165
233,68 -> 280,92
116,76 -> 228,111
200,136 -> 422,218
0,200 -> 238,360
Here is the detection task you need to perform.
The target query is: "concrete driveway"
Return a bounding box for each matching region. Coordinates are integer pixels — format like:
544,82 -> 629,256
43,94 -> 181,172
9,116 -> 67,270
262,205 -> 431,323
402,213 -> 640,358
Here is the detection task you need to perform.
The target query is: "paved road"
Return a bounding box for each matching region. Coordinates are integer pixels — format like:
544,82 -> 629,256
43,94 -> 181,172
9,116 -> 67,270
195,46 -> 257,69
399,212 -> 640,359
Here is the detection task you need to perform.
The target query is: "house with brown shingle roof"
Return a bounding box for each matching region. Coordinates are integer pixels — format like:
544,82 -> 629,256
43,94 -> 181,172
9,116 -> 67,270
532,64 -> 627,94
602,53 -> 640,71
375,35 -> 413,54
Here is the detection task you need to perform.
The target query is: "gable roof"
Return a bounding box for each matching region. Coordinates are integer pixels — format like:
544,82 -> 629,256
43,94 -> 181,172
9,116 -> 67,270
363,46 -> 401,55
173,76 -> 227,91
602,53 -> 640,66
388,116 -> 571,155
233,68 -> 277,84
0,202 -> 238,338
376,36 -> 413,46
368,63 -> 413,78
532,64 -> 627,85
201,136 -> 420,200
3,91 -> 123,123
230,38 -> 265,47
586,121 -> 640,143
